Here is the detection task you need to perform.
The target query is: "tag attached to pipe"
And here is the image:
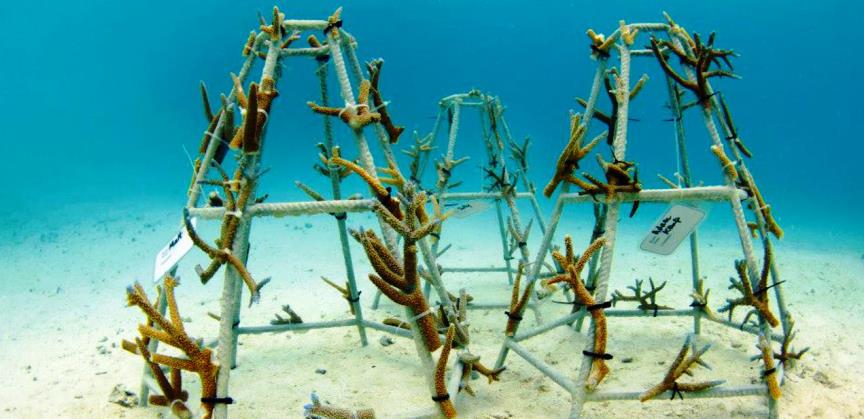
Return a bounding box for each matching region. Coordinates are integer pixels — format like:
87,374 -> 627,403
153,218 -> 197,282
640,205 -> 705,255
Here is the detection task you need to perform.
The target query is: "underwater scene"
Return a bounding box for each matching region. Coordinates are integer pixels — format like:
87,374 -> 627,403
1,1 -> 862,418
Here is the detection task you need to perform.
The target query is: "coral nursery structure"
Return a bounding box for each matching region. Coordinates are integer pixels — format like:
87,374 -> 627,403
122,7 -> 799,419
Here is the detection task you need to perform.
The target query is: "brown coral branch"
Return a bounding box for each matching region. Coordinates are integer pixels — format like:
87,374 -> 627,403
718,259 -> 780,328
758,334 -> 782,400
504,263 -> 532,337
640,335 -> 722,401
543,113 -> 603,197
710,144 -> 738,181
307,79 -> 381,130
546,237 -> 608,389
434,325 -> 457,418
366,59 -> 404,144
125,277 -> 218,418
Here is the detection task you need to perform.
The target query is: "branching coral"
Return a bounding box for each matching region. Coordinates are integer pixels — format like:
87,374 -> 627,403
348,186 -> 449,352
743,171 -> 784,239
640,335 -> 723,401
504,263 -> 533,337
649,31 -> 739,108
773,317 -> 809,368
123,277 -> 218,418
304,392 -> 375,419
546,237 -> 608,389
321,277 -> 358,315
610,277 -> 672,315
183,162 -> 270,306
329,146 -> 403,219
433,325 -> 457,418
307,79 -> 381,130
757,334 -> 782,400
270,304 -> 303,325
718,256 -> 780,328
228,75 -> 279,154
710,144 -> 738,181
401,131 -> 435,184
572,155 -> 642,217
576,67 -> 648,147
543,113 -> 605,197
366,59 -> 404,144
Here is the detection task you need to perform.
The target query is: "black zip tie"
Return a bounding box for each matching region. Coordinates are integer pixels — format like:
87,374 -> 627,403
504,311 -> 523,321
582,350 -> 613,360
753,280 -> 786,297
334,213 -> 347,220
347,291 -> 361,303
587,301 -> 612,312
232,320 -> 240,328
762,367 -> 776,377
431,393 -> 450,402
201,396 -> 234,405
670,382 -> 684,400
430,232 -> 441,240
315,54 -> 330,63
517,241 -> 527,247
323,19 -> 343,35
689,300 -> 707,308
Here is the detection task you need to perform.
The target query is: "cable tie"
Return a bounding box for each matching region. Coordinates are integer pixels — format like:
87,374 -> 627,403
762,367 -> 777,377
347,291 -> 361,303
323,19 -> 343,35
670,382 -> 684,400
587,301 -> 612,312
408,307 -> 435,322
431,393 -> 450,402
334,213 -> 348,220
582,350 -> 613,360
201,396 -> 234,405
504,311 -> 523,321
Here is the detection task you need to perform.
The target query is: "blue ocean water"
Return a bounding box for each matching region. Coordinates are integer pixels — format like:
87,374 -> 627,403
2,0 -> 861,247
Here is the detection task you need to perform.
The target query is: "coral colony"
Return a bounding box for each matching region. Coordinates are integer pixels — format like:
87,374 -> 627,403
122,7 -> 804,419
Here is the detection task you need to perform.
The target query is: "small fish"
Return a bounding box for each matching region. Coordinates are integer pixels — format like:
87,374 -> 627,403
446,200 -> 491,219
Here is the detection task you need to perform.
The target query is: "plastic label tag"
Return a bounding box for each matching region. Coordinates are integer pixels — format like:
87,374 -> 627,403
448,200 -> 491,219
153,218 -> 197,282
640,205 -> 705,255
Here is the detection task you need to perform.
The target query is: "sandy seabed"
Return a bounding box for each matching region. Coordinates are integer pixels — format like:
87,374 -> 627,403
1,201 -> 862,419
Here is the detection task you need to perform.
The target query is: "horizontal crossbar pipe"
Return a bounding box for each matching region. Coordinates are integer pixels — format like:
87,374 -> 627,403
585,383 -> 765,402
441,266 -> 517,273
361,320 -> 414,339
441,191 -> 534,201
559,186 -> 744,204
236,318 -> 357,335
280,46 -> 331,57
281,19 -> 329,30
514,312 -> 582,342
188,199 -> 376,219
703,316 -> 784,342
505,340 -> 577,393
605,309 -> 694,318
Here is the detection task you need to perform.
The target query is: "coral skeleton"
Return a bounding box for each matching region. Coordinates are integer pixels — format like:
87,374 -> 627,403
576,67 -> 648,147
124,277 -> 218,418
610,277 -> 672,315
546,237 -> 608,389
433,325 -> 457,418
308,79 -> 381,130
757,334 -> 782,400
640,335 -> 723,401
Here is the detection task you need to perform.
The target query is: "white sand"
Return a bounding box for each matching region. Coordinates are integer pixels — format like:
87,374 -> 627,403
0,201 -> 862,418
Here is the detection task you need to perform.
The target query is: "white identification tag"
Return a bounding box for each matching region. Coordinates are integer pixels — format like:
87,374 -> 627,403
640,205 -> 705,255
153,218 -> 197,282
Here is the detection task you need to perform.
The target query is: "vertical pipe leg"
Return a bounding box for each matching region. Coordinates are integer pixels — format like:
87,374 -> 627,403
494,199 -> 515,284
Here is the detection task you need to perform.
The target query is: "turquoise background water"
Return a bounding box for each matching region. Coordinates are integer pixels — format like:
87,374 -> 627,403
2,1 -> 860,247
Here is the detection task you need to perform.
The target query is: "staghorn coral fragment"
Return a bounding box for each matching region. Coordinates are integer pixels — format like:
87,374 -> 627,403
772,316 -> 809,369
321,277 -> 357,314
757,334 -> 782,400
307,79 -> 381,131
270,304 -> 303,325
546,237 -> 608,389
610,277 -> 672,315
649,32 -> 739,108
718,259 -> 780,328
504,263 -> 532,337
329,146 -> 402,219
744,170 -> 783,239
200,81 -> 214,123
640,335 -> 723,401
576,67 -> 648,147
304,392 -> 375,419
382,317 -> 411,330
366,59 -> 404,144
433,325 -> 458,418
125,277 -> 218,418
543,113 -> 604,197
241,31 -> 257,56
710,144 -> 738,181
